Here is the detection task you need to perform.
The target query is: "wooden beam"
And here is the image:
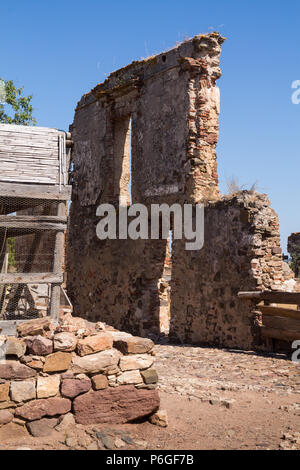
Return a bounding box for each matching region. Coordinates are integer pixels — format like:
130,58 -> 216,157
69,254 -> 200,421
260,326 -> 300,342
259,305 -> 300,321
0,215 -> 67,231
262,314 -> 300,332
238,291 -> 300,305
0,273 -> 63,284
0,182 -> 72,200
50,202 -> 66,321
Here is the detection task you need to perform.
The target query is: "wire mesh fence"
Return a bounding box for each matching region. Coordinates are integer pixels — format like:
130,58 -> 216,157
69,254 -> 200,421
0,198 -> 60,320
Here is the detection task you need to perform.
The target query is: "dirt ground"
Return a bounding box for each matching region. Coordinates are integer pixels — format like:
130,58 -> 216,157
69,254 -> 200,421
0,344 -> 299,451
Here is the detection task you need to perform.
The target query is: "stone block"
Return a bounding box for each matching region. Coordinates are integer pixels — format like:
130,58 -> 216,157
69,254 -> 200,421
61,377 -> 91,398
73,385 -> 160,424
15,397 -> 71,421
10,380 -> 36,403
0,361 -> 36,380
71,349 -> 121,375
77,332 -> 113,356
53,332 -> 77,352
37,375 -> 60,398
43,352 -> 72,372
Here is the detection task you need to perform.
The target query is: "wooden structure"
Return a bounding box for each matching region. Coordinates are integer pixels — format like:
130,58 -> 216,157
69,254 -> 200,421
238,291 -> 300,351
0,123 -> 72,321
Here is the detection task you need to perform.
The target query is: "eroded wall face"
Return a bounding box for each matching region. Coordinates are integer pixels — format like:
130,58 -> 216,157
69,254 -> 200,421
169,192 -> 286,349
67,33 -> 288,349
67,33 -> 224,336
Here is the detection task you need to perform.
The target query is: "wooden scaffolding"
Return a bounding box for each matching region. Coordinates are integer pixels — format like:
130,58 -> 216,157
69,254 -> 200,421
0,123 -> 72,321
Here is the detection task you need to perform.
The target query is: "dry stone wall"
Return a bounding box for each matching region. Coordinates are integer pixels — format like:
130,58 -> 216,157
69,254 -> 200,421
0,315 -> 159,437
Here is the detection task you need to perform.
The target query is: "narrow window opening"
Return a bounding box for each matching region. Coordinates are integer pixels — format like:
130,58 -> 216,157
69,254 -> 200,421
114,116 -> 132,206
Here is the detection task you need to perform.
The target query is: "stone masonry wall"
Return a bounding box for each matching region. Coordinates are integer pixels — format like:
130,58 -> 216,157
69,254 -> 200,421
288,232 -> 300,278
67,33 -> 290,350
0,315 -> 159,437
169,191 -> 287,349
67,33 -> 224,335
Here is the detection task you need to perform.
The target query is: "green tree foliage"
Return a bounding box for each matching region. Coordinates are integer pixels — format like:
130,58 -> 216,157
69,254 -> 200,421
0,79 -> 36,125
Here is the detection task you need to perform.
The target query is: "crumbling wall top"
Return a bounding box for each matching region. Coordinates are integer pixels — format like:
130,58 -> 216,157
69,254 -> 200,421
76,32 -> 225,110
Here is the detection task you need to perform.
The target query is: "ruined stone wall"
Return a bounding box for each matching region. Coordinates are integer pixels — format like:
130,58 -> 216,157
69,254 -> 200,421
67,33 -> 224,335
67,33 -> 289,350
0,315 -> 159,437
288,232 -> 300,278
169,192 -> 286,349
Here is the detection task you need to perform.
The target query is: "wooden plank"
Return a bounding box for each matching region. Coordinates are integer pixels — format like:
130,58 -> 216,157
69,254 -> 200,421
0,215 -> 67,231
238,291 -> 300,305
0,273 -> 63,284
262,315 -> 300,332
0,215 -> 67,223
259,305 -> 300,321
50,202 -> 66,321
0,123 -> 64,135
260,326 -> 300,342
0,182 -> 72,200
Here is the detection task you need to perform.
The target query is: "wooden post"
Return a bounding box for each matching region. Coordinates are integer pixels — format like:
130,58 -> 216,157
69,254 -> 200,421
49,202 -> 66,321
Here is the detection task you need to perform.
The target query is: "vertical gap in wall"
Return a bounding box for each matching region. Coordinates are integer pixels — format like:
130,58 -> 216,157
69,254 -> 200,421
159,230 -> 172,337
129,117 -> 132,205
114,115 -> 131,206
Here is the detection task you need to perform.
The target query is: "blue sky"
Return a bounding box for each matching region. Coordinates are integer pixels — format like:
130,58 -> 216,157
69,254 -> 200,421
1,0 -> 299,251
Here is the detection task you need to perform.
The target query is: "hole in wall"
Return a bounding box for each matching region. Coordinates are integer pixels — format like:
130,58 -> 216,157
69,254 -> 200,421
114,115 -> 132,206
158,230 -> 172,336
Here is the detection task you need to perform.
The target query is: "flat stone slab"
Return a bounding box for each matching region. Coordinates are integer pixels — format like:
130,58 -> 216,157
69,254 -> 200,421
73,385 -> 159,424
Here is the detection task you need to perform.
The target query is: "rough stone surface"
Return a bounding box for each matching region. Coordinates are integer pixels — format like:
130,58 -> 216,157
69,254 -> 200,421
114,337 -> 154,355
141,369 -> 159,384
26,418 -> 58,437
26,335 -> 53,356
17,318 -> 53,337
55,412 -> 75,431
61,377 -> 91,398
15,397 -> 71,421
91,374 -> 108,390
0,382 -> 10,402
5,338 -> 26,358
0,409 -> 14,425
119,354 -> 154,371
10,380 -> 36,403
288,232 -> 300,278
154,344 -> 300,400
117,370 -> 143,385
73,385 -> 160,424
77,332 -> 113,356
149,409 -> 168,427
0,361 -> 36,380
43,352 -> 72,372
53,332 -> 77,352
71,349 -> 121,374
0,422 -> 29,440
37,375 -> 60,398
59,314 -> 87,333
169,192 -> 289,348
